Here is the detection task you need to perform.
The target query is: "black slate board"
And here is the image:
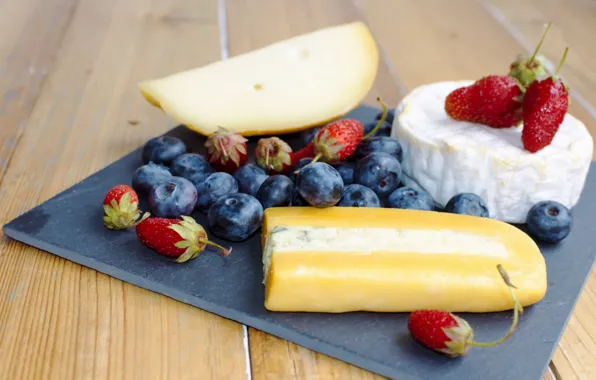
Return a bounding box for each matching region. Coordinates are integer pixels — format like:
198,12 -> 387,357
3,105 -> 596,380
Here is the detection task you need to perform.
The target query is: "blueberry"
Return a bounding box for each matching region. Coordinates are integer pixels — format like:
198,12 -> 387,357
295,162 -> 343,207
526,201 -> 572,243
290,189 -> 309,206
149,177 -> 198,218
300,127 -> 322,145
233,164 -> 269,197
132,162 -> 172,199
444,193 -> 489,217
208,193 -> 264,242
338,184 -> 380,208
256,175 -> 294,209
387,187 -> 435,211
142,136 -> 186,166
376,108 -> 395,124
353,136 -> 403,162
335,162 -> 355,185
290,158 -> 313,182
170,153 -> 214,186
195,172 -> 239,213
354,152 -> 402,199
363,121 -> 392,138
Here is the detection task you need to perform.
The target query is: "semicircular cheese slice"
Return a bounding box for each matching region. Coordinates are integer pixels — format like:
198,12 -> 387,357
139,22 -> 379,137
392,81 -> 593,223
262,207 -> 547,313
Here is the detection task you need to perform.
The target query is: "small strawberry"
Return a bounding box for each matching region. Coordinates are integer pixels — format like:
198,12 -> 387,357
255,137 -> 314,174
103,185 -> 149,230
312,119 -> 364,164
136,215 -> 231,263
204,126 -> 248,173
522,47 -> 570,153
445,75 -> 523,128
509,22 -> 551,89
407,265 -> 523,357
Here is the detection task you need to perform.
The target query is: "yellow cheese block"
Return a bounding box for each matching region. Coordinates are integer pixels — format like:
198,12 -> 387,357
139,22 -> 379,137
262,207 -> 547,313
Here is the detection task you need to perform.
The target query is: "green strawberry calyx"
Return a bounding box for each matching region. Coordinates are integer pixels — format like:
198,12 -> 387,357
103,192 -> 149,230
169,216 -> 232,263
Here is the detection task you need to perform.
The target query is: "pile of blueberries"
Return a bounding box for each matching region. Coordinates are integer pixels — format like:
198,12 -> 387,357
133,110 -> 572,244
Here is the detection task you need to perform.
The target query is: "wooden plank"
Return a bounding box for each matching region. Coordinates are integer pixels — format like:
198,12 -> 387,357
0,0 -> 248,379
0,0 -> 78,187
479,0 -> 596,120
357,1 -> 596,380
225,0 -> 402,378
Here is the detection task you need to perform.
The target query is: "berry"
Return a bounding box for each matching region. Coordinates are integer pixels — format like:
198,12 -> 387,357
233,164 -> 269,197
290,189 -> 309,207
338,184 -> 380,208
103,185 -> 149,230
522,48 -> 570,153
136,216 -> 230,263
208,193 -> 264,242
509,22 -> 551,89
300,127 -> 322,145
408,265 -> 522,357
149,177 -> 198,218
335,162 -> 355,185
387,187 -> 435,211
255,137 -> 314,174
131,162 -> 172,199
256,175 -> 294,209
312,119 -> 364,164
352,136 -> 403,162
363,120 -> 391,137
444,193 -> 489,217
445,75 -> 523,129
170,153 -> 214,187
526,201 -> 572,243
204,127 -> 248,173
142,136 -> 187,166
195,172 -> 239,213
354,152 -> 402,199
289,158 -> 313,182
295,162 -> 343,208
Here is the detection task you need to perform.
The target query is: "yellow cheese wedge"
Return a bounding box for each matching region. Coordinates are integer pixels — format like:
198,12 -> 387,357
262,207 -> 547,313
139,22 -> 379,137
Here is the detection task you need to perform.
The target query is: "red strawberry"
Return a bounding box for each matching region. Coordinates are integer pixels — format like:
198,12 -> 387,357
136,216 -> 231,263
255,137 -> 314,174
445,75 -> 523,128
312,119 -> 364,164
204,126 -> 248,173
522,48 -> 570,153
103,185 -> 149,230
407,265 -> 523,357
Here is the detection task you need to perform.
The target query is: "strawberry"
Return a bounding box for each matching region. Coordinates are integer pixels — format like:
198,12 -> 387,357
407,265 -> 523,357
509,22 -> 551,89
445,75 -> 523,129
255,137 -> 314,174
522,47 -> 570,153
204,126 -> 248,173
103,185 -> 149,230
136,216 -> 231,263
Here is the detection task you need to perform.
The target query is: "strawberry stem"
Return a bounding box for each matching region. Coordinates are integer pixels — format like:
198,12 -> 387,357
529,22 -> 551,65
363,97 -> 389,140
199,239 -> 232,256
554,46 -> 569,77
294,153 -> 321,175
467,265 -> 523,348
218,138 -> 228,158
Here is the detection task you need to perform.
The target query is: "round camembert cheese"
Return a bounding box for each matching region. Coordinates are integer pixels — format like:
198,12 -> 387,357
391,81 -> 593,223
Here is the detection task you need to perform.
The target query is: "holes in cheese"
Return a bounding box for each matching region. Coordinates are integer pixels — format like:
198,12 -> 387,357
262,207 -> 547,313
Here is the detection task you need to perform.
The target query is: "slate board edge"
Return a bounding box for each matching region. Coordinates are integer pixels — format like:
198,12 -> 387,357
2,226 -> 418,380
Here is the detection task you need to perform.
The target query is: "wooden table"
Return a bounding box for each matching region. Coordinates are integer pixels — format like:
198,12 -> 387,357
0,0 -> 594,378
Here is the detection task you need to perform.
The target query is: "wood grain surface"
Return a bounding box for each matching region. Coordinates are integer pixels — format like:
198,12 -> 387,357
0,0 -> 594,379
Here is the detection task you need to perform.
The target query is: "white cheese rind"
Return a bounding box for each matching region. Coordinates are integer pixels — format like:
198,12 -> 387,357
391,81 -> 593,223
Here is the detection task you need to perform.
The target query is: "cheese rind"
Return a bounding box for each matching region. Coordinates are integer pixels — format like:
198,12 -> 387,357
139,22 -> 379,137
391,81 -> 593,223
263,207 -> 547,313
